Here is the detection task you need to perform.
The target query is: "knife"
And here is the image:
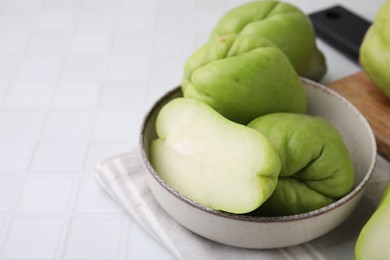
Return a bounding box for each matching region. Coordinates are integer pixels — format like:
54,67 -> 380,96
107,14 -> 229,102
309,5 -> 372,63
310,6 -> 390,161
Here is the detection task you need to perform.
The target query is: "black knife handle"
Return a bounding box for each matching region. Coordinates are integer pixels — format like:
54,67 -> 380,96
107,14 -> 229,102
309,5 -> 372,63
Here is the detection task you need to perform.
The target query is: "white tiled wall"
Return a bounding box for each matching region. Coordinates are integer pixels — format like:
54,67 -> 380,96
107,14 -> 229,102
1,217 -> 65,259
0,0 -> 180,258
0,0 -> 386,259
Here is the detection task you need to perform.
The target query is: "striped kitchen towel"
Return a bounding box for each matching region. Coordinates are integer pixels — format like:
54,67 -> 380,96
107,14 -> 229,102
95,149 -> 389,260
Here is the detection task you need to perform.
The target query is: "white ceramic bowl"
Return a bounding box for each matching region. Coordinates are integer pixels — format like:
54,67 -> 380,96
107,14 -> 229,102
139,79 -> 377,249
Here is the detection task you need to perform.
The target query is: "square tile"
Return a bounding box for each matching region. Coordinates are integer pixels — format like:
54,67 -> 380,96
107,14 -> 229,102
0,32 -> 29,55
156,12 -> 196,35
0,176 -> 20,212
16,175 -> 74,213
119,0 -> 158,12
5,79 -> 55,107
115,12 -> 155,32
153,33 -> 195,59
70,32 -> 111,55
196,0 -> 229,13
82,0 -> 120,13
111,32 -> 153,58
0,79 -> 12,105
147,81 -> 176,110
150,58 -> 183,87
52,80 -> 101,108
27,32 -> 71,55
195,10 -> 225,34
0,109 -> 45,138
64,217 -> 123,259
0,217 -> 5,236
0,141 -> 31,172
17,57 -> 63,79
36,11 -> 77,30
91,110 -> 141,140
74,175 -> 124,214
99,82 -> 147,110
76,13 -> 116,32
107,58 -> 149,81
41,110 -> 90,139
0,217 -> 64,259
0,56 -> 21,78
194,33 -> 209,48
83,141 -> 131,173
0,0 -> 8,10
0,12 -> 38,32
127,222 -> 174,260
145,56 -> 188,107
30,141 -> 83,172
43,0 -> 81,12
63,56 -> 108,80
159,0 -> 195,12
6,0 -> 45,12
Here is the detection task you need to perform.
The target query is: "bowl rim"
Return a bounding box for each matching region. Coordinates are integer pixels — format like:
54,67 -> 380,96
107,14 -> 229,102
139,78 -> 377,223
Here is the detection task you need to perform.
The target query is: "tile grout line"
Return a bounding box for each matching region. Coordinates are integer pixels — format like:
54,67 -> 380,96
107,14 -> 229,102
119,1 -> 166,259
103,2 -> 132,260
49,0 -> 96,257
0,0 -> 53,255
1,0 -> 176,259
140,0 -> 163,115
18,0 -> 106,258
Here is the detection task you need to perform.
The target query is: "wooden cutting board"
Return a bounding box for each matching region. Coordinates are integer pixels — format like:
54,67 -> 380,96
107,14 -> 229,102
327,71 -> 390,161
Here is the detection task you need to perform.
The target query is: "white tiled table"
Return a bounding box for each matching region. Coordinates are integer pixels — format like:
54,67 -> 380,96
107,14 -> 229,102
0,0 -> 388,259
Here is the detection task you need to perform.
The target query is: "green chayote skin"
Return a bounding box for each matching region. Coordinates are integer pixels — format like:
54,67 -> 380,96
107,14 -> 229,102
360,0 -> 390,98
248,113 -> 355,216
209,0 -> 327,81
355,179 -> 390,259
182,34 -> 307,124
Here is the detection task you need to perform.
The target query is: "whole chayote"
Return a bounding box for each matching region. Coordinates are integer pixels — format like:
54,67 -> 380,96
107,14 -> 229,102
182,34 -> 307,124
360,0 -> 390,98
209,0 -> 327,81
248,113 -> 355,216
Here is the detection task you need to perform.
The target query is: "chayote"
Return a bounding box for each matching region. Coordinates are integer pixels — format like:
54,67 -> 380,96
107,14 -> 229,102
209,0 -> 326,81
360,0 -> 390,98
355,179 -> 390,260
248,113 -> 355,216
182,34 -> 307,124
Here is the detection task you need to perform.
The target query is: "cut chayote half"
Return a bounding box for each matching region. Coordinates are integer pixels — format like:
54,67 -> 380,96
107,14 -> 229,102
182,34 -> 307,124
150,98 -> 281,214
248,113 -> 355,216
209,0 -> 327,81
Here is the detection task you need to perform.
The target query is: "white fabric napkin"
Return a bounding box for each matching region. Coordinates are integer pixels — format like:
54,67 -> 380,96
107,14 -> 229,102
95,149 -> 389,260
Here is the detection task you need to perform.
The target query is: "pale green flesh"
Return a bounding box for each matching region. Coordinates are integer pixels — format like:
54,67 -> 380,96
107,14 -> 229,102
150,97 -> 280,214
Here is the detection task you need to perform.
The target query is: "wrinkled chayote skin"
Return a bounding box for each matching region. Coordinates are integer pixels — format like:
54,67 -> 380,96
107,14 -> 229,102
209,0 -> 327,81
182,34 -> 307,124
360,0 -> 390,98
248,113 -> 355,216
